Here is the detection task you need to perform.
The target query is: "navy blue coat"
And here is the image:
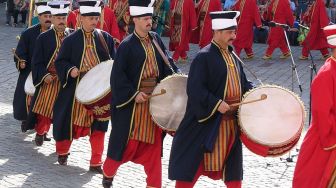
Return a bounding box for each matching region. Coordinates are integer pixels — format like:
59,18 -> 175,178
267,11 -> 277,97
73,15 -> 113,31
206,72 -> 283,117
107,31 -> 174,161
25,27 -> 73,131
53,29 -> 115,141
13,24 -> 42,121
168,43 -> 253,182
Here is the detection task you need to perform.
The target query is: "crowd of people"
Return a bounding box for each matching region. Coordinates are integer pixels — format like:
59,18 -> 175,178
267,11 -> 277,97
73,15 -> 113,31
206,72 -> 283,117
6,0 -> 336,54
11,0 -> 336,187
5,0 -> 29,26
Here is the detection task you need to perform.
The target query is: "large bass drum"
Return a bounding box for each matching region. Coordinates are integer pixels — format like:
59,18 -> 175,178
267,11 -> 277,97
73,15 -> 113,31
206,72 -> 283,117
75,60 -> 113,121
238,85 -> 305,157
149,74 -> 188,132
24,72 -> 35,96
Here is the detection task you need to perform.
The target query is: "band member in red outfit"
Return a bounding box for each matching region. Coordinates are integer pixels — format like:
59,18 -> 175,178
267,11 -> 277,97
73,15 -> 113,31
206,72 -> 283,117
293,24 -> 336,188
169,0 -> 197,62
299,0 -> 329,60
232,0 -> 262,59
191,0 -> 222,48
262,0 -> 294,60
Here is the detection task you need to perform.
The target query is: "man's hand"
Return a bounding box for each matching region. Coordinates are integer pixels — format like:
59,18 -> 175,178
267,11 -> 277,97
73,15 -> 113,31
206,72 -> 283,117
217,101 -> 230,114
70,68 -> 79,78
135,92 -> 148,103
44,75 -> 54,84
19,61 -> 26,69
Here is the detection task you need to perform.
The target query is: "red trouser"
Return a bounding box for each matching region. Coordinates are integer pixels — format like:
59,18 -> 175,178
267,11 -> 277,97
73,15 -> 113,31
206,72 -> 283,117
265,41 -> 289,56
56,130 -> 105,166
234,46 -> 254,57
35,115 -> 51,136
301,46 -> 329,57
172,48 -> 187,61
103,128 -> 162,188
175,161 -> 242,188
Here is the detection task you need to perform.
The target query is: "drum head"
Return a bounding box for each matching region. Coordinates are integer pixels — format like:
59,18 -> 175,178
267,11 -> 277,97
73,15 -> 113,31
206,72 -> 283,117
150,75 -> 188,131
75,60 -> 113,104
239,85 -> 305,147
24,72 -> 35,96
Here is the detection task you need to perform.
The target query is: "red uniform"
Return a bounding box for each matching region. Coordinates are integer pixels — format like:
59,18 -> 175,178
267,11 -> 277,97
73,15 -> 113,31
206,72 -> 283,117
263,0 -> 294,58
109,0 -> 117,9
67,7 -> 120,43
191,0 -> 222,48
300,0 -> 329,59
293,57 -> 336,188
112,0 -> 130,40
232,0 -> 262,57
169,0 -> 197,61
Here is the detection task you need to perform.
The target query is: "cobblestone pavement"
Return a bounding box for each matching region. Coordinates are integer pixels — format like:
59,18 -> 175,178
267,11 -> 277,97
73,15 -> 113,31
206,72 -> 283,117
0,3 -> 326,188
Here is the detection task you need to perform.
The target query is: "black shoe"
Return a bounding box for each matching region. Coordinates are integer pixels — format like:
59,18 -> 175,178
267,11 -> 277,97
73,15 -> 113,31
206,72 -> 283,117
35,134 -> 44,146
102,176 -> 113,188
21,121 -> 27,133
58,154 -> 69,165
44,134 -> 51,141
89,166 -> 103,174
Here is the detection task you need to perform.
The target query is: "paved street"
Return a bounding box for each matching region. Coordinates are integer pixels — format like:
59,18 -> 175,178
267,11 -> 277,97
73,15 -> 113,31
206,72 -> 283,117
0,3 -> 327,188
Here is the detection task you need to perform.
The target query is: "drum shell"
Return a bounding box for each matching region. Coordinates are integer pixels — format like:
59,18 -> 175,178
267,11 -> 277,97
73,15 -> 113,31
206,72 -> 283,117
240,128 -> 301,157
75,60 -> 114,121
81,91 -> 112,121
24,72 -> 35,96
149,74 -> 188,132
238,85 -> 305,157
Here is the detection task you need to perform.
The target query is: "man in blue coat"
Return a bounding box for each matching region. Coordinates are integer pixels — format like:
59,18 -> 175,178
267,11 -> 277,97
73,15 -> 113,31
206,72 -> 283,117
102,0 -> 175,187
27,1 -> 72,146
13,0 -> 51,132
169,11 -> 253,188
52,0 -> 115,173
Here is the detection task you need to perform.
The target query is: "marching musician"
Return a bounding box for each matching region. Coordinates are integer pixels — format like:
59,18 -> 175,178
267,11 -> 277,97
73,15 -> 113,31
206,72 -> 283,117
113,0 -> 130,40
293,24 -> 336,188
299,0 -> 329,60
26,0 -> 72,146
52,0 -> 115,173
102,0 -> 175,187
13,0 -> 51,133
191,0 -> 222,49
67,0 -> 121,45
168,11 -> 253,188
169,0 -> 197,63
262,0 -> 294,60
232,0 -> 262,59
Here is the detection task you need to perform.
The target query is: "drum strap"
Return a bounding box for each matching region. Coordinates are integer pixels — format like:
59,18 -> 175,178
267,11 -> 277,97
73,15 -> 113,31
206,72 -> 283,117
97,29 -> 111,59
150,34 -> 176,74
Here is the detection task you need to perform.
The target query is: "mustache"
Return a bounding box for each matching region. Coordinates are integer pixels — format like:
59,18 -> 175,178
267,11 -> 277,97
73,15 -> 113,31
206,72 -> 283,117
45,20 -> 51,24
59,23 -> 65,26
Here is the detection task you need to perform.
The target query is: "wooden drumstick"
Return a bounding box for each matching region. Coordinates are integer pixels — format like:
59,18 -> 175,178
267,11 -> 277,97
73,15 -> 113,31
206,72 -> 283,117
229,94 -> 267,107
147,89 -> 166,99
12,48 -> 23,62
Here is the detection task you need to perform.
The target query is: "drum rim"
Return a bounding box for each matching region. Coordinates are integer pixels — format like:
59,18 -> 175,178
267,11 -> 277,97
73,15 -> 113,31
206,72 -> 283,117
75,60 -> 113,104
242,123 -> 302,157
242,123 -> 301,157
24,72 -> 35,96
149,74 -> 188,131
76,88 -> 111,105
267,134 -> 301,157
238,84 -> 306,147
